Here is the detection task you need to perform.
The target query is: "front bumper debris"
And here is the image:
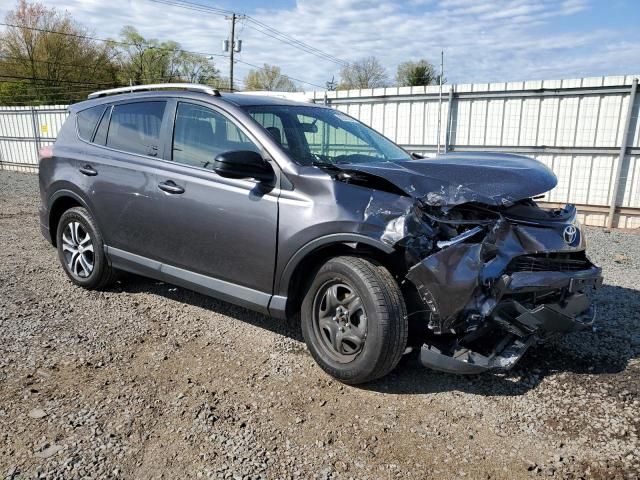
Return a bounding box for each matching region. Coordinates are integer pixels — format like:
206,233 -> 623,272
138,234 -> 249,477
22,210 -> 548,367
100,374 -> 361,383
418,284 -> 599,374
419,337 -> 536,374
403,210 -> 603,374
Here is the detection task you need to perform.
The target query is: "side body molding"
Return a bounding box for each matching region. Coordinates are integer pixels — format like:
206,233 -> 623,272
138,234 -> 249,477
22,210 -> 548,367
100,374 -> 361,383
105,246 -> 272,315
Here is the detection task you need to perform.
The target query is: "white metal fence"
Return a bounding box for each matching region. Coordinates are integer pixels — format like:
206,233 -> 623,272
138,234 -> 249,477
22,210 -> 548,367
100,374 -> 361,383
0,105 -> 68,173
314,75 -> 640,228
1,75 -> 639,228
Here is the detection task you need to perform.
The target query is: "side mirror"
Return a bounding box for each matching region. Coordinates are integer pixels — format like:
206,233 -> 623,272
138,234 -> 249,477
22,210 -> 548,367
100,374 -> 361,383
213,150 -> 274,182
300,122 -> 318,134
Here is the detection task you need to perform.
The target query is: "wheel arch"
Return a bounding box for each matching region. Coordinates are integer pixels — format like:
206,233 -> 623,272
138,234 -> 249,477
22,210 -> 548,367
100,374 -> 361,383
48,190 -> 90,247
277,234 -> 398,318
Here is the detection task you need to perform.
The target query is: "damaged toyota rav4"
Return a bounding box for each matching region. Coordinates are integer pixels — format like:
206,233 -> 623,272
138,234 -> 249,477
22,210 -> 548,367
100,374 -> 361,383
39,85 -> 602,384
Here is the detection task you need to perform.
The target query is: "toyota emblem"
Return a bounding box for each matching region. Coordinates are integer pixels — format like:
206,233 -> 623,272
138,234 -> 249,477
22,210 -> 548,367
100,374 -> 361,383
563,225 -> 578,245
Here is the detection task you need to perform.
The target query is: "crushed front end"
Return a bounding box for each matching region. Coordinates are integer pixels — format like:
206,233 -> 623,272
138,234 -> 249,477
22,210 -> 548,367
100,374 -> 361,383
325,154 -> 603,374
403,201 -> 602,374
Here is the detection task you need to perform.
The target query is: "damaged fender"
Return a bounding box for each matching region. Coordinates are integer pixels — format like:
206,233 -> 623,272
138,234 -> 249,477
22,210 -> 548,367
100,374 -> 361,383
318,153 -> 602,375
406,242 -> 483,328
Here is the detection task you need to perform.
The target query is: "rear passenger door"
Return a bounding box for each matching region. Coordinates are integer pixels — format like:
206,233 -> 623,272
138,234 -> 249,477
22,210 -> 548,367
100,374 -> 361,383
76,100 -> 169,256
151,100 -> 279,302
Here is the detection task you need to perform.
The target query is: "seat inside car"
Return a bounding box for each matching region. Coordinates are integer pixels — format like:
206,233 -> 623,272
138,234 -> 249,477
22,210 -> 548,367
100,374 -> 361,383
265,126 -> 282,145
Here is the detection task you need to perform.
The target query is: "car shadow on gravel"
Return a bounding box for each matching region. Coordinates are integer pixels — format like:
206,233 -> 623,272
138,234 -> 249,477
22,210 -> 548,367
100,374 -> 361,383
109,274 -> 305,341
110,277 -> 639,397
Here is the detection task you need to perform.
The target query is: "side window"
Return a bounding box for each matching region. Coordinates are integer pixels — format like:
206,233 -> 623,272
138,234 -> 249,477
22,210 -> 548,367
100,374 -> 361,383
172,103 -> 260,169
76,105 -> 105,142
106,101 -> 166,157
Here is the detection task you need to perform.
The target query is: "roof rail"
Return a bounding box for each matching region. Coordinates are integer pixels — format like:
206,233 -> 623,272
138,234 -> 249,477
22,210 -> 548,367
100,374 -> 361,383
87,83 -> 221,99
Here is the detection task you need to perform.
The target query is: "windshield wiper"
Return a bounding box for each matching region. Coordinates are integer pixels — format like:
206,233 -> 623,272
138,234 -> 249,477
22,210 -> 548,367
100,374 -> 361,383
312,160 -> 342,169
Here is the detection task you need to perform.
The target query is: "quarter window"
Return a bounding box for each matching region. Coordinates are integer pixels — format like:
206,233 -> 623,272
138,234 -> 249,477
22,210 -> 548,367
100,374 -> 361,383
76,105 -> 106,142
93,106 -> 111,146
172,103 -> 260,169
106,102 -> 166,157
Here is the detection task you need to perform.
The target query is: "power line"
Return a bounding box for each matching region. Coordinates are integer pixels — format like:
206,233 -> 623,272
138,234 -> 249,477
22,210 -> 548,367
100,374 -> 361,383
0,74 -> 114,86
235,59 -> 324,89
147,0 -> 231,16
0,57 -> 117,72
142,0 -> 348,67
0,70 -> 238,88
0,59 -> 227,87
0,22 -> 228,60
0,22 -> 319,91
244,17 -> 349,67
0,77 -> 241,93
0,79 -> 112,91
0,85 -> 103,94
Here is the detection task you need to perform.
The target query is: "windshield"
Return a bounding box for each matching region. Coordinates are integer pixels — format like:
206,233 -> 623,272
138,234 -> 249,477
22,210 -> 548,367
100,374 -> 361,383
243,105 -> 411,166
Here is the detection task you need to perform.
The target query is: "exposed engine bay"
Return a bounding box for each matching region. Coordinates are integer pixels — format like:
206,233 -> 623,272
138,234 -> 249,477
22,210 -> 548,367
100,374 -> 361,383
321,154 -> 603,373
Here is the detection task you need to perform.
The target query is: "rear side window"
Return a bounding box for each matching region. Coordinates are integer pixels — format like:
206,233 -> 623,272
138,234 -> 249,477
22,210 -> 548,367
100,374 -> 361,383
76,105 -> 105,141
106,102 -> 166,157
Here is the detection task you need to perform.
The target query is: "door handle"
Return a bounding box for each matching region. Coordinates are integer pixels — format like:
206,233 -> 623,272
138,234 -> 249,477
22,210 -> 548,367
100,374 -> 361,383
79,165 -> 97,176
158,180 -> 185,194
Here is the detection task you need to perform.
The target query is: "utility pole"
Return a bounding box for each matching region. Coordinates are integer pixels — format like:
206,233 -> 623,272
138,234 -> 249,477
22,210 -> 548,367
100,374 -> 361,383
223,13 -> 243,92
229,13 -> 236,92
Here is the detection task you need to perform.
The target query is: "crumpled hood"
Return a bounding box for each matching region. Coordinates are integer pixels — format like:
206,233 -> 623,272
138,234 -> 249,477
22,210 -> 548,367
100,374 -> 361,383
341,152 -> 557,207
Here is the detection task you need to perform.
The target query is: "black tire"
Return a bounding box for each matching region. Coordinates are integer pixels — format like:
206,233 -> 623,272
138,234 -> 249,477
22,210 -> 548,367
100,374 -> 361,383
56,206 -> 116,289
301,256 -> 408,384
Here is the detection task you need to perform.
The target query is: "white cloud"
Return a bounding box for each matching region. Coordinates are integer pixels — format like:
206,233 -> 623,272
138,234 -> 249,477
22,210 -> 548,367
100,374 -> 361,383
0,0 -> 635,90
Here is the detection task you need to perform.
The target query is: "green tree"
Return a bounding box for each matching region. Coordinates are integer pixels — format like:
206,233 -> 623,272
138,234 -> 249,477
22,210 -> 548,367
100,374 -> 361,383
338,56 -> 388,90
395,59 -> 440,87
0,0 -> 119,105
176,52 -> 219,85
244,64 -> 297,91
116,26 -> 219,86
0,2 -> 222,105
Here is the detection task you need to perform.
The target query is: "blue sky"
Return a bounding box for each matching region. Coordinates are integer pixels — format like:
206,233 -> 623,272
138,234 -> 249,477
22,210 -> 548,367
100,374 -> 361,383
2,0 -> 638,90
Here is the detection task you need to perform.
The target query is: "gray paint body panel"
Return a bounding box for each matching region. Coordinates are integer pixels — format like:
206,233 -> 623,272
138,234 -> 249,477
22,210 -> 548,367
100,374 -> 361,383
39,91 -> 408,316
105,246 -> 271,314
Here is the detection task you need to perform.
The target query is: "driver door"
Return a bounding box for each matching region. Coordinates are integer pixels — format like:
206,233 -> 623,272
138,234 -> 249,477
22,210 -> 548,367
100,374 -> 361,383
151,101 -> 279,306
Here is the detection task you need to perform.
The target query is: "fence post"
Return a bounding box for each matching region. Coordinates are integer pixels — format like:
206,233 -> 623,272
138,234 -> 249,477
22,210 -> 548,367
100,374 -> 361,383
607,78 -> 638,229
444,85 -> 454,153
30,107 -> 41,152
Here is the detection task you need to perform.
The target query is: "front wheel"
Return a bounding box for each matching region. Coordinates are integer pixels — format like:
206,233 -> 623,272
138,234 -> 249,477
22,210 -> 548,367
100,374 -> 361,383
301,256 -> 408,384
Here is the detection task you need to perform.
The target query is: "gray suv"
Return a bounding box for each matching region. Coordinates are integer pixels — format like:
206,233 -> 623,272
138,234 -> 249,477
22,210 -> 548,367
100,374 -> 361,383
38,84 -> 602,384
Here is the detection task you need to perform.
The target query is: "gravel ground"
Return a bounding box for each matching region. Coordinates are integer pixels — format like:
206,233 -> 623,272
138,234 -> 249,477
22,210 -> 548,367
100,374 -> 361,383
1,170 -> 639,480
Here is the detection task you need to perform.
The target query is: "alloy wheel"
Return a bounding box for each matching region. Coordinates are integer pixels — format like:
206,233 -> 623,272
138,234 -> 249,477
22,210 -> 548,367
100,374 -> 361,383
61,221 -> 94,278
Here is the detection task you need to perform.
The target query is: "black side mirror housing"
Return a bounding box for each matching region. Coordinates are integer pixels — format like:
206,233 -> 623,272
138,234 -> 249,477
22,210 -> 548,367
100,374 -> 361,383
213,150 -> 274,182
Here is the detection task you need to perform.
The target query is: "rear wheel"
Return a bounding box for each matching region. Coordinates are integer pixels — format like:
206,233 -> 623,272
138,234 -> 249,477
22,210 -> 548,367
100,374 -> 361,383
301,256 -> 408,384
56,207 -> 116,289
